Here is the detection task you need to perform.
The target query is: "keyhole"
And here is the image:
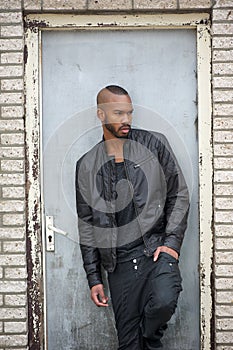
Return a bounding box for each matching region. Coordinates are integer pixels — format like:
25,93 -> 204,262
48,235 -> 52,243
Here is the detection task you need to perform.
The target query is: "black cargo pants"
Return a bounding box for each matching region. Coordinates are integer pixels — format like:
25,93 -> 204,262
108,252 -> 182,350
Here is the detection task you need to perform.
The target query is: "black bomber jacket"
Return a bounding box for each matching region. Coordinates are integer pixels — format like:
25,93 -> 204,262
75,129 -> 190,289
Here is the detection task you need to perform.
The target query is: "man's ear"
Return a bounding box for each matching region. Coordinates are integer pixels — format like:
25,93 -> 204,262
97,107 -> 105,122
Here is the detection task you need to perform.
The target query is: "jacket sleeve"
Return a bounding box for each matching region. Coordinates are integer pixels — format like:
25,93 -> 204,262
157,134 -> 190,254
75,159 -> 103,289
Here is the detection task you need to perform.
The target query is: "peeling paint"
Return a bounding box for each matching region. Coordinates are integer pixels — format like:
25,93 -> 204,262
24,18 -> 49,33
24,44 -> 28,65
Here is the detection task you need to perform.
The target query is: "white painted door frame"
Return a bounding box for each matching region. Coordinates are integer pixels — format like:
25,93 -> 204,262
24,13 -> 212,350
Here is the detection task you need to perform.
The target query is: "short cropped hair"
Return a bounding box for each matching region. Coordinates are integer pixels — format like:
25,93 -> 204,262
105,85 -> 129,96
97,85 -> 129,105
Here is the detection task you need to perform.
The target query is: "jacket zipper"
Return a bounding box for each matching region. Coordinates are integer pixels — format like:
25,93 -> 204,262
123,158 -> 151,256
133,155 -> 154,168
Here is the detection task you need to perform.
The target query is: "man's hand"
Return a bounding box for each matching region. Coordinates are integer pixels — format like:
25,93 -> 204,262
153,246 -> 178,262
91,284 -> 109,307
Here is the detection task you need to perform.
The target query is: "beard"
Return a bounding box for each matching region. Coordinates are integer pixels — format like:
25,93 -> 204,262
105,122 -> 131,138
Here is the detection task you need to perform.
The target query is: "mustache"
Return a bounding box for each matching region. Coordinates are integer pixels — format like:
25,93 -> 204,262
119,124 -> 131,130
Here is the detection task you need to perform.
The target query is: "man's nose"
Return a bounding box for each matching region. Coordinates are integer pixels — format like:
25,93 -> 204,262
121,113 -> 131,124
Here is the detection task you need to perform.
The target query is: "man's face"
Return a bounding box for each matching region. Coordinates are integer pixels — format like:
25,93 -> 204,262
99,94 -> 133,138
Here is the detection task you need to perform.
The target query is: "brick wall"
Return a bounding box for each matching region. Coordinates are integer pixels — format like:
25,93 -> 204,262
0,0 -> 232,349
212,1 -> 233,349
0,0 -> 27,349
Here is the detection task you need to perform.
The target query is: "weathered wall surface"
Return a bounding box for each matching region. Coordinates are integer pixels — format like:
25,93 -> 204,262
0,0 -> 232,349
212,1 -> 233,349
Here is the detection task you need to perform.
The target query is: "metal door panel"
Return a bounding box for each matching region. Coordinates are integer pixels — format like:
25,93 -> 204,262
42,29 -> 199,349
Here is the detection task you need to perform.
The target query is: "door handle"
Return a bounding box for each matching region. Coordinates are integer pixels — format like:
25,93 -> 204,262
45,216 -> 67,252
47,224 -> 67,236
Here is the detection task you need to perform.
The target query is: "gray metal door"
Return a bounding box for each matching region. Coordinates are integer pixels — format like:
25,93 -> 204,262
42,29 -> 199,350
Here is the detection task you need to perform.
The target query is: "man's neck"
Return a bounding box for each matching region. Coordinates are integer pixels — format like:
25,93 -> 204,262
103,132 -> 126,163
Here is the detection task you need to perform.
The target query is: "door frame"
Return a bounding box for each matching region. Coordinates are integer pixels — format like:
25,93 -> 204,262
24,13 -> 213,350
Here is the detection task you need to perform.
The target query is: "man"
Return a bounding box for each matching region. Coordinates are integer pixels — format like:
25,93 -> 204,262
76,85 -> 189,349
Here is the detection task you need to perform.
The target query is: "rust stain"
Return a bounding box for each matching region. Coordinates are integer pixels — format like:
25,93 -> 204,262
24,18 -> 49,33
97,22 -> 117,27
24,44 -> 28,65
24,47 -> 43,348
26,200 -> 43,349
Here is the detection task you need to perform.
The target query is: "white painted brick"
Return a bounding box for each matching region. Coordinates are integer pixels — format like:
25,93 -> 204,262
0,295 -> 3,306
215,197 -> 233,209
213,76 -> 233,88
0,200 -> 24,212
0,227 -> 25,239
216,237 -> 233,249
214,90 -> 233,103
0,147 -> 24,159
216,264 -> 233,276
5,294 -> 26,306
214,131 -> 233,142
215,224 -> 233,236
217,346 -> 233,350
214,143 -> 233,156
43,0 -> 86,9
213,50 -> 233,63
4,321 -> 27,333
1,25 -> 23,37
0,267 -> 3,279
214,0 -> 233,7
214,103 -> 233,116
0,322 -> 2,332
1,106 -> 24,118
216,331 -> 233,344
179,0 -> 211,8
215,169 -> 233,181
213,62 -> 233,75
0,335 -> 27,347
1,79 -> 24,91
0,120 -> 23,131
3,213 -> 25,226
5,349 -> 28,350
1,133 -> 24,145
1,52 -> 23,64
213,37 -> 233,49
1,160 -> 24,172
0,174 -> 25,186
213,9 -> 233,21
24,0 -> 42,10
2,186 -> 25,198
215,211 -> 233,223
214,157 -> 233,169
0,281 -> 26,293
134,0 -> 176,9
214,117 -> 233,129
215,184 -> 233,195
216,292 -> 233,304
0,254 -> 25,266
4,267 -> 27,279
0,38 -> 23,51
213,23 -> 233,35
216,251 -> 233,264
0,92 -> 22,104
3,241 -> 26,253
215,278 -> 233,290
0,0 -> 21,9
0,66 -> 23,78
0,12 -> 22,24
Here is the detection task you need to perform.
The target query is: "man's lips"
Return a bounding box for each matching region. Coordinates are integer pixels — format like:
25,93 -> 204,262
119,126 -> 130,133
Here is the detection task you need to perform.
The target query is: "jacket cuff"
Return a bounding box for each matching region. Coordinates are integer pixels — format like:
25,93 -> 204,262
88,274 -> 103,289
163,237 -> 181,255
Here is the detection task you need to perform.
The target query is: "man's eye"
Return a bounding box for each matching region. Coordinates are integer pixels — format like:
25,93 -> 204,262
115,111 -> 123,115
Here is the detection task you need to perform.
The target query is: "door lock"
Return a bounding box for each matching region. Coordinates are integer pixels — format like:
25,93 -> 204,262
46,216 -> 55,251
45,216 -> 68,252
